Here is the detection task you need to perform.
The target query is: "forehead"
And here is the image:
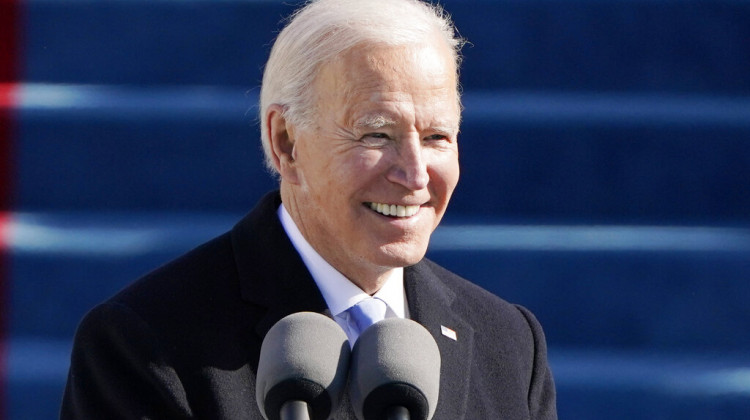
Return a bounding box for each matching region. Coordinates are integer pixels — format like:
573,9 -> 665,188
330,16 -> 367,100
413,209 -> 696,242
313,41 -> 460,127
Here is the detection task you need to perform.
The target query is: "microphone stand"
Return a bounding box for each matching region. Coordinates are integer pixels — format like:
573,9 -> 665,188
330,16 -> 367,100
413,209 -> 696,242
280,400 -> 311,420
386,406 -> 410,420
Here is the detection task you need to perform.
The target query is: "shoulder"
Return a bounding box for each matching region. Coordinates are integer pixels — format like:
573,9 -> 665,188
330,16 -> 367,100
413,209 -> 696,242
67,222 -> 262,366
417,258 -> 544,344
112,191 -> 283,312
112,231 -> 237,310
411,259 -> 557,418
418,259 -> 533,320
68,226 -> 264,387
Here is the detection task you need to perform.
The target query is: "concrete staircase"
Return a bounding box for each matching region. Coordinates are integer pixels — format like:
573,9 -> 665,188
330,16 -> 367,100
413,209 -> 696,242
3,0 -> 750,418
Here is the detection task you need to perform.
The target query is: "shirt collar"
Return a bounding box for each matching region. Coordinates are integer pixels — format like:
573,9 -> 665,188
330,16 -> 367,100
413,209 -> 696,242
278,204 -> 407,318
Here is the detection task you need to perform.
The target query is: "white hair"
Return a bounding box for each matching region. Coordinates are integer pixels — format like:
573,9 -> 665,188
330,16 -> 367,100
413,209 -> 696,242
259,0 -> 465,173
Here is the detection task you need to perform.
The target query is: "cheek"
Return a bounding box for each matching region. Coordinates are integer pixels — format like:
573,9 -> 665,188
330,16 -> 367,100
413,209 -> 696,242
357,148 -> 391,168
429,151 -> 460,197
446,154 -> 460,189
338,149 -> 391,183
311,150 -> 385,204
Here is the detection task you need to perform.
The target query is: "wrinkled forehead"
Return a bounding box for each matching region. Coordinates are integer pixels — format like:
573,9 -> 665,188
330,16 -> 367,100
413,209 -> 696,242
328,39 -> 457,84
312,41 -> 461,120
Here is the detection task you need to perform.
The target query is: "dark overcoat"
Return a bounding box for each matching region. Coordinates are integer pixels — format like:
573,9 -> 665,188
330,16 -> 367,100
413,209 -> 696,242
61,192 -> 556,419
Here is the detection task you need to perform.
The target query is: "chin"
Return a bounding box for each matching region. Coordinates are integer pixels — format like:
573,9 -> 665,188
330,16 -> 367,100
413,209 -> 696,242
375,242 -> 429,268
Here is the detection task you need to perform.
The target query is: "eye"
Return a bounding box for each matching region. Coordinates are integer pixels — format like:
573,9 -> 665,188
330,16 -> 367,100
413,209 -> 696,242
424,133 -> 451,143
360,132 -> 391,147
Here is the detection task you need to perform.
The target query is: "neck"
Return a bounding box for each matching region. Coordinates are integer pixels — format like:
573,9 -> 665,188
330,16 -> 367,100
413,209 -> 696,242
344,267 -> 398,296
279,185 -> 400,295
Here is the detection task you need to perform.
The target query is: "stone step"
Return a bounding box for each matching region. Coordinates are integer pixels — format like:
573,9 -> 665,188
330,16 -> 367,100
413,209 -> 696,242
12,84 -> 750,222
7,338 -> 750,420
7,212 -> 750,351
20,0 -> 750,93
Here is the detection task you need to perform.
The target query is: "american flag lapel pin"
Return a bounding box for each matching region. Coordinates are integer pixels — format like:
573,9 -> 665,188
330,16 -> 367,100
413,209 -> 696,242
440,325 -> 457,341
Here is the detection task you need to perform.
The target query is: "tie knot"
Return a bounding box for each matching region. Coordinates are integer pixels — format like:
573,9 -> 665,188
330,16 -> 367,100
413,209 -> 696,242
348,297 -> 387,336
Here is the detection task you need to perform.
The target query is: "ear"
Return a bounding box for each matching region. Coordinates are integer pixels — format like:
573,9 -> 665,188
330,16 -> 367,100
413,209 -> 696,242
265,104 -> 300,184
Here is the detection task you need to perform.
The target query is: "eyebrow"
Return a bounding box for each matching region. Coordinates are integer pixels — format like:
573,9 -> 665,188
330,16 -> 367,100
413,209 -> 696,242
354,114 -> 397,130
354,114 -> 459,135
431,124 -> 460,135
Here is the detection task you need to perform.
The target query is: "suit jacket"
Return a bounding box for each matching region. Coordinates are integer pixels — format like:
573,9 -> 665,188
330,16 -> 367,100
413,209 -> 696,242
61,191 -> 556,419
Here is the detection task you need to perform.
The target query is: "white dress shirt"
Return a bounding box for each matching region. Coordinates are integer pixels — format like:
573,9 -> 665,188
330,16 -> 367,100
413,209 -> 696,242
278,204 -> 409,343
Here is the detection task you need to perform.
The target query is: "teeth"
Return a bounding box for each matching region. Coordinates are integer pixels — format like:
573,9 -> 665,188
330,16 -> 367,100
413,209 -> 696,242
368,202 -> 419,218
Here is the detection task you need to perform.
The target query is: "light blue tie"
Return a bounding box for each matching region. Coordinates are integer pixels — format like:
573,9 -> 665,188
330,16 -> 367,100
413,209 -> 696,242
347,297 -> 387,338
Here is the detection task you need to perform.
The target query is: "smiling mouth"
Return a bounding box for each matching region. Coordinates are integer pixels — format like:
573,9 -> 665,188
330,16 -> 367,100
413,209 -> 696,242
367,202 -> 420,218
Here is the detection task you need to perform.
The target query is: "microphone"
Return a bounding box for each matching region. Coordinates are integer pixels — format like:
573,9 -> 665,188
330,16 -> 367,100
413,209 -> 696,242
349,318 -> 441,420
256,312 -> 351,420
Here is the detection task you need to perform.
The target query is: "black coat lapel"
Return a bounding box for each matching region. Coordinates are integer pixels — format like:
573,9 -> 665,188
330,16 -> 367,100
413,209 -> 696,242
230,191 -> 329,338
229,193 -> 473,418
405,262 -> 474,420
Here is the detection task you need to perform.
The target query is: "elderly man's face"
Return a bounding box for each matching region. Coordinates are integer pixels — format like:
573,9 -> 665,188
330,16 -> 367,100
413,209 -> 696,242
282,40 -> 460,287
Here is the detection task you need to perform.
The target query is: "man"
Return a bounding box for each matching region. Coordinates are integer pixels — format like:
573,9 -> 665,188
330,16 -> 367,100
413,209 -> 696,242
61,0 -> 557,418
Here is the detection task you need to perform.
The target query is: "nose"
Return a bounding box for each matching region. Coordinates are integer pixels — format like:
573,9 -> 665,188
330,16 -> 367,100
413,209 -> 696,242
386,136 -> 429,191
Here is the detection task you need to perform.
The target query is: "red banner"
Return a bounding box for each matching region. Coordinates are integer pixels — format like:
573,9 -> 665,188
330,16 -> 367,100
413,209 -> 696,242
0,0 -> 19,417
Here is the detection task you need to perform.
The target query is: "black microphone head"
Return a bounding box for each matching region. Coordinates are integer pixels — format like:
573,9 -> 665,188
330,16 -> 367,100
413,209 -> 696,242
349,318 -> 441,420
256,312 -> 351,420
